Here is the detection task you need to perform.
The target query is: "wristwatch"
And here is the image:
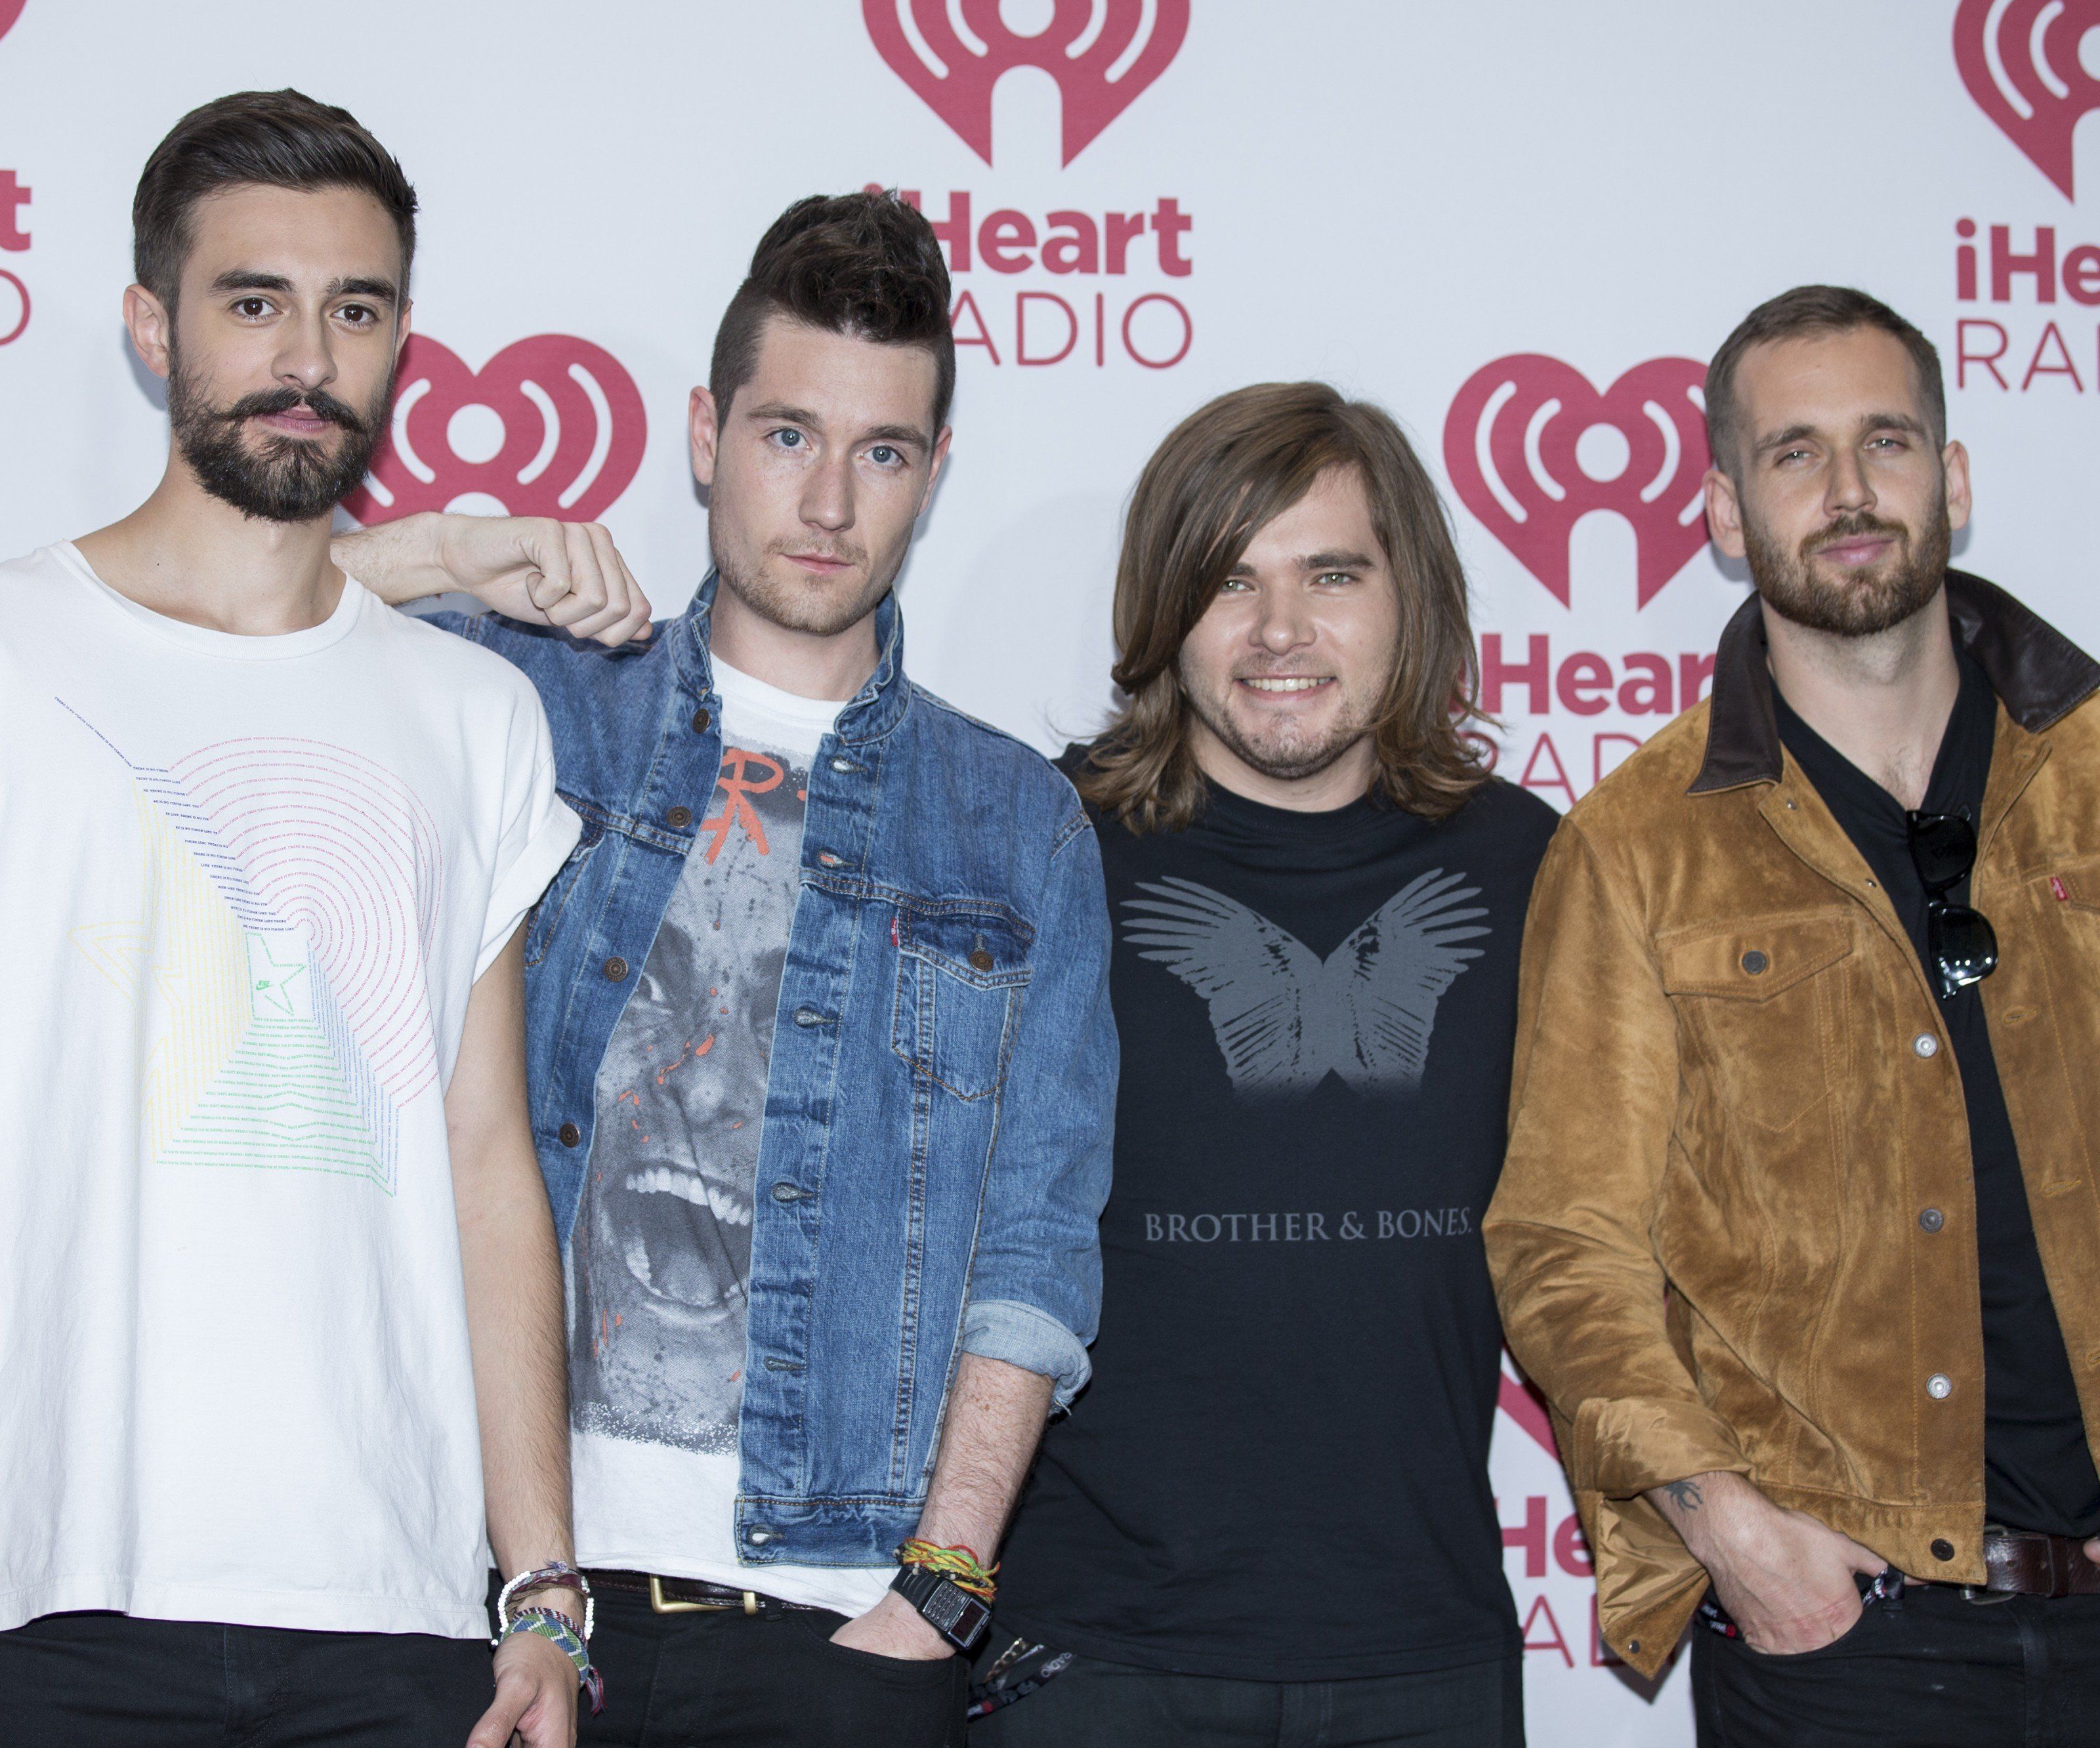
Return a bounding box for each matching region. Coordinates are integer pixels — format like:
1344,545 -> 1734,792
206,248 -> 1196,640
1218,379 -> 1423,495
889,1562 -> 994,1652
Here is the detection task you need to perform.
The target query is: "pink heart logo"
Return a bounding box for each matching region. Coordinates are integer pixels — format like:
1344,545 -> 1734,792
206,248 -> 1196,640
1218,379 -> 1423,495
0,3 -> 26,43
1498,1362 -> 1560,1460
1444,353 -> 1711,612
1954,0 -> 2100,199
865,0 -> 1189,166
345,334 -> 646,526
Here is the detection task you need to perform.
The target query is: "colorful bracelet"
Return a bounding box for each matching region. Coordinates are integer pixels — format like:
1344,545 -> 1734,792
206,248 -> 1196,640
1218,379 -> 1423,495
897,1537 -> 999,1602
495,1560 -> 595,1643
501,1606 -> 605,1715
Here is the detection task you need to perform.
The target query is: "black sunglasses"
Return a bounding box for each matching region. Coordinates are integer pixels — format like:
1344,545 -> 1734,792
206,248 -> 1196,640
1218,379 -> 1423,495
1906,809 -> 1998,999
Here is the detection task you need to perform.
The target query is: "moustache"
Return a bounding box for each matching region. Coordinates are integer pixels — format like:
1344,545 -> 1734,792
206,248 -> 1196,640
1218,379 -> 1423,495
1804,512 -> 1908,558
215,385 -> 371,438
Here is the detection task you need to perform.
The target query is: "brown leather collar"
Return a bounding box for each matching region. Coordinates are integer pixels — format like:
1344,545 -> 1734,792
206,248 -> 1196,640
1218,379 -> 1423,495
1687,572 -> 2100,795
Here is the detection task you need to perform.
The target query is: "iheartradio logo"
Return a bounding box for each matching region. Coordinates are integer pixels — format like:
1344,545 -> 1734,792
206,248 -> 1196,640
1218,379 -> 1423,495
865,0 -> 1189,165
1444,354 -> 1711,612
1499,1360 -> 1559,1460
0,2 -> 24,42
345,334 -> 646,526
1955,0 -> 2100,198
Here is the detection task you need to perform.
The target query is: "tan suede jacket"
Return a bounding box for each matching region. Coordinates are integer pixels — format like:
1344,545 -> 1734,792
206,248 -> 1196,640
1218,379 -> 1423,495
1484,573 -> 2100,1679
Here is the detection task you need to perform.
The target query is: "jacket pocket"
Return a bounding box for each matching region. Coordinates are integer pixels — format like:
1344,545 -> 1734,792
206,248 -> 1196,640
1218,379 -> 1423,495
1658,913 -> 1855,1133
523,812 -> 604,968
891,904 -> 1034,1102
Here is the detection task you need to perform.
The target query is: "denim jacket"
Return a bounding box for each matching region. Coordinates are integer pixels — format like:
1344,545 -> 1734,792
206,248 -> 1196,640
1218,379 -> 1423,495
430,577 -> 1116,1568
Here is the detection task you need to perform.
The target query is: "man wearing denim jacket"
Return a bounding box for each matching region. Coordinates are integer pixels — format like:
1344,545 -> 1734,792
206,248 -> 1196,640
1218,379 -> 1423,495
339,192 -> 1116,1747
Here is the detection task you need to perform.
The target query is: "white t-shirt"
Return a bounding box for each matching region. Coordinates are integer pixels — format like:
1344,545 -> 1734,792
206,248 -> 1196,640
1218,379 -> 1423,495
0,543 -> 581,1639
568,657 -> 890,1617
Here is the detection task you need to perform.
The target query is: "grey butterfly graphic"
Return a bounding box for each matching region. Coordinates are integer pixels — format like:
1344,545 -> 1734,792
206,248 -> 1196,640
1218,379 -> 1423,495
1121,871 -> 1489,1099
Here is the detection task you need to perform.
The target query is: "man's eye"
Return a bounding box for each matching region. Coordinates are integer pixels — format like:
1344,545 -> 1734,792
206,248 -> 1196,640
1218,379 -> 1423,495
1220,577 -> 1253,593
234,298 -> 272,318
338,304 -> 375,326
1316,571 -> 1356,587
869,445 -> 899,466
772,428 -> 805,450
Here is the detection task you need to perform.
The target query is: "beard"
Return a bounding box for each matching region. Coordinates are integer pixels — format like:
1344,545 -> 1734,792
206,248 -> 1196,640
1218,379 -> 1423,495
168,344 -> 391,524
715,539 -> 891,638
1745,493 -> 1952,638
1178,659 -> 1384,785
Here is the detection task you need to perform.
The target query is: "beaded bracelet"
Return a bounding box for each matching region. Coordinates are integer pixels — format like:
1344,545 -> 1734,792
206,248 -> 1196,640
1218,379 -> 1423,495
501,1607 -> 605,1715
495,1560 -> 596,1643
897,1537 -> 999,1602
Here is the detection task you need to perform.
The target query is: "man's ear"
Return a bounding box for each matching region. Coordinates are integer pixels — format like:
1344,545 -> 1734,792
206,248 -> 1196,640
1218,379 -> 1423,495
917,425 -> 953,516
690,385 -> 722,489
123,284 -> 173,381
1942,439 -> 1973,533
394,295 -> 413,363
1704,464 -> 1747,560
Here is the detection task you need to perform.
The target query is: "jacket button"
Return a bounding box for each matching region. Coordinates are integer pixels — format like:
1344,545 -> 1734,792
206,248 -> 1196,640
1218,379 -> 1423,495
969,948 -> 995,972
667,806 -> 692,830
830,755 -> 858,774
1919,1207 -> 1944,1232
558,1122 -> 581,1148
1931,1538 -> 1956,1562
817,852 -> 843,867
793,1007 -> 830,1028
746,1526 -> 776,1547
1740,950 -> 1769,975
1927,1373 -> 1953,1400
692,708 -> 711,733
604,956 -> 629,982
771,1181 -> 808,1203
1913,1033 -> 1939,1058
1625,1638 -> 1640,1655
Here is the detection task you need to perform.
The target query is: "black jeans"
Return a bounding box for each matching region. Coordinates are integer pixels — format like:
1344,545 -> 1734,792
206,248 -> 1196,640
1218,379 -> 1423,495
580,1586 -> 967,1747
0,1609 -> 492,1746
966,1644 -> 1523,1748
1692,1583 -> 2100,1747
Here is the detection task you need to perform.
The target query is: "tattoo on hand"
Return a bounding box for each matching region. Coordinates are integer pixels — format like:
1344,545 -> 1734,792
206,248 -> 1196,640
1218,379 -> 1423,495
1663,1480 -> 1703,1513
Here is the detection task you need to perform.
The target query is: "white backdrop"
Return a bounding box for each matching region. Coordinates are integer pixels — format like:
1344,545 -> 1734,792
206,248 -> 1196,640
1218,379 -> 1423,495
5,2 -> 2096,1739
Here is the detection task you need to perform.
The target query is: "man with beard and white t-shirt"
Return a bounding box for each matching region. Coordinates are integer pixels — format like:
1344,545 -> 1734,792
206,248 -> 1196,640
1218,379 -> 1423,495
0,91 -> 589,1748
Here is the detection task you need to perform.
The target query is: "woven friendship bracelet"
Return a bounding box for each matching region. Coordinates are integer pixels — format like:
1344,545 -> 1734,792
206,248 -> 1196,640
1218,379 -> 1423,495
495,1560 -> 595,1642
897,1537 -> 999,1602
502,1607 -> 606,1715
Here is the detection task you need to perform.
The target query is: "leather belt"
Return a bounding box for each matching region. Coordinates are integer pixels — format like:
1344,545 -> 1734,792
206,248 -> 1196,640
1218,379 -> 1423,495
581,1568 -> 826,1616
1969,1530 -> 2100,1600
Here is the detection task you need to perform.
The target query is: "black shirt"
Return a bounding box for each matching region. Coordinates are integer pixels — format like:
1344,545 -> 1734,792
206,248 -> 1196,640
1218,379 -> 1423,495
1773,652 -> 2100,1537
993,759 -> 1559,1680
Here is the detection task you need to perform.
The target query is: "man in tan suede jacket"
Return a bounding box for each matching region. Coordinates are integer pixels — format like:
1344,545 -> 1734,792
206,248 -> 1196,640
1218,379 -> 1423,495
1484,285 -> 2100,1745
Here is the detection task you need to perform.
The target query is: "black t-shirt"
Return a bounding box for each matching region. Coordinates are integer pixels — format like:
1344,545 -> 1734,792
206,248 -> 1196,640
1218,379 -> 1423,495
994,758 -> 1559,1680
1773,652 -> 2100,1537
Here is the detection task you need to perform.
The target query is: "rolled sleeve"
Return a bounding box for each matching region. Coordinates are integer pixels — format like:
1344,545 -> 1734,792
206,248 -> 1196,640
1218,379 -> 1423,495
961,804 -> 1116,1413
958,1297 -> 1092,1409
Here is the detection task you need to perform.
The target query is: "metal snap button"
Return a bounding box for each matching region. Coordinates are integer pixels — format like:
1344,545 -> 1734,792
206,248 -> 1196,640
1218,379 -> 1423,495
1931,1538 -> 1956,1562
830,756 -> 858,774
1927,1373 -> 1952,1400
1741,950 -> 1769,975
558,1121 -> 581,1148
793,1007 -> 828,1028
1625,1639 -> 1641,1655
1914,1033 -> 1939,1058
692,708 -> 711,733
1919,1207 -> 1944,1233
667,806 -> 692,830
603,956 -> 629,982
817,852 -> 843,867
770,1181 -> 807,1203
745,1527 -> 776,1546
969,948 -> 995,972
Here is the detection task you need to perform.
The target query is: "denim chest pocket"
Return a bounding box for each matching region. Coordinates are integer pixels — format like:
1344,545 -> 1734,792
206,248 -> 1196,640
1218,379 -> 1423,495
890,904 -> 1034,1101
523,814 -> 605,968
1659,912 -> 1856,1133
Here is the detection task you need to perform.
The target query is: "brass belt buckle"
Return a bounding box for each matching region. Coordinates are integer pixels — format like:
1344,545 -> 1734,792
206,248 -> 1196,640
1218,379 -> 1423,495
647,1574 -> 760,1615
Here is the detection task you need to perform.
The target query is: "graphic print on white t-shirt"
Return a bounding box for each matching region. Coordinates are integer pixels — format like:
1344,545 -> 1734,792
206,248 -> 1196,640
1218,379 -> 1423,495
62,707 -> 440,1190
567,657 -> 892,1616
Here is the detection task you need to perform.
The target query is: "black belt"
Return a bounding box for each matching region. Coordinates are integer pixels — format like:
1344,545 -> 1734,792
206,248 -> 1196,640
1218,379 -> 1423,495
582,1567 -> 828,1615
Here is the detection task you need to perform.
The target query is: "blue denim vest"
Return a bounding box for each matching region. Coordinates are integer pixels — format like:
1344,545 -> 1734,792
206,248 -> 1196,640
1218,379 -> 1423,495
430,579 -> 1115,1568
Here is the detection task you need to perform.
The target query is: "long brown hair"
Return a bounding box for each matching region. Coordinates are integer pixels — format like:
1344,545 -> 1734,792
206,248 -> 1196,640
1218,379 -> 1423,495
1078,382 -> 1490,834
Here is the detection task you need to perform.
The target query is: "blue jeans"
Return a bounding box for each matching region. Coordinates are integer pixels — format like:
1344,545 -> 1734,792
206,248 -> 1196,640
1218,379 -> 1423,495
968,1646 -> 1523,1748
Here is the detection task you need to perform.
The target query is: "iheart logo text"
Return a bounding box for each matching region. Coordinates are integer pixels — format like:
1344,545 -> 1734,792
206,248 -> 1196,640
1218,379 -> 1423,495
865,0 -> 1188,166
1444,354 -> 1710,611
1499,1359 -> 1559,1459
345,335 -> 646,526
1955,0 -> 2100,199
0,3 -> 26,43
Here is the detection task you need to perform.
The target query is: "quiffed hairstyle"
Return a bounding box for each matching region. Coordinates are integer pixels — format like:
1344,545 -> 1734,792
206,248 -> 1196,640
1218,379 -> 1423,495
133,89 -> 417,309
1705,284 -> 1945,478
709,191 -> 956,432
1077,382 -> 1490,835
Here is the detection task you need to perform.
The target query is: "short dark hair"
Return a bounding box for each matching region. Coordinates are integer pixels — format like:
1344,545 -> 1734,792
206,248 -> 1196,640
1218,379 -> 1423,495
709,191 -> 956,433
1705,284 -> 1945,477
133,89 -> 417,308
